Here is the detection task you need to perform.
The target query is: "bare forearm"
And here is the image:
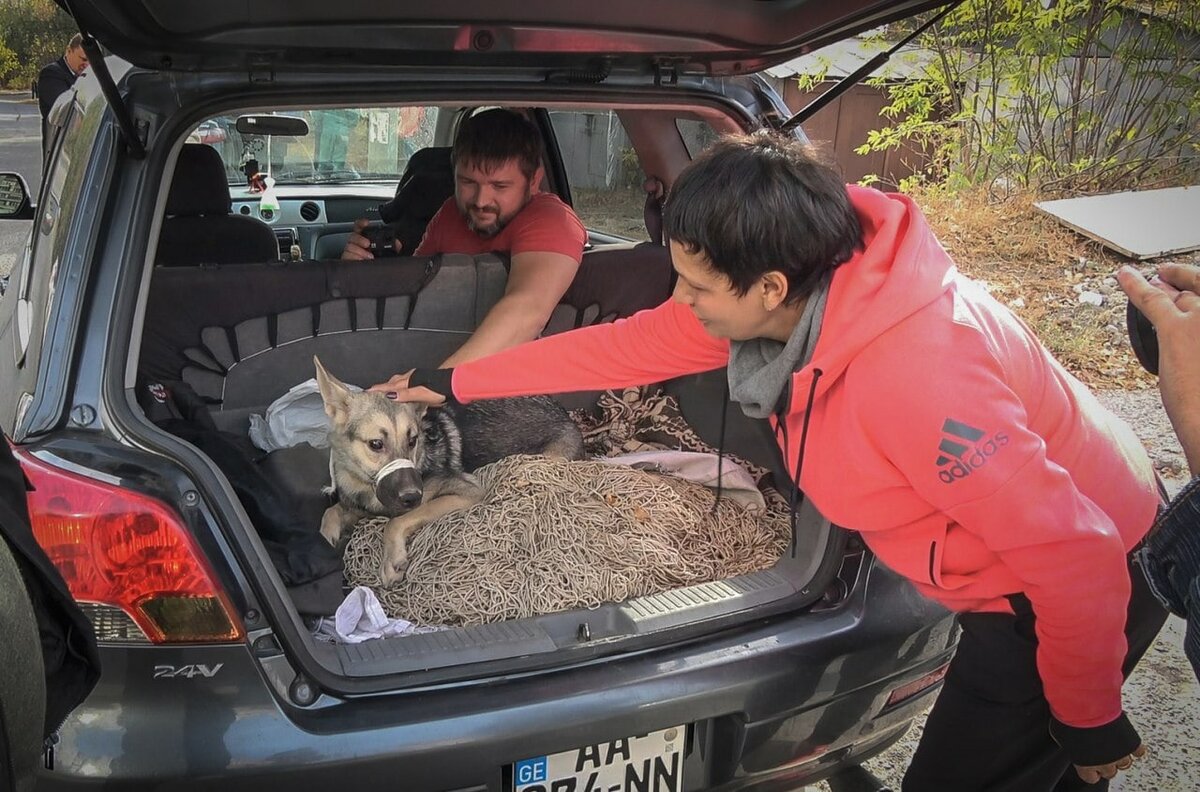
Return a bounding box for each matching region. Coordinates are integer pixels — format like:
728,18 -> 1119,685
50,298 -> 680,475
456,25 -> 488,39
440,296 -> 549,367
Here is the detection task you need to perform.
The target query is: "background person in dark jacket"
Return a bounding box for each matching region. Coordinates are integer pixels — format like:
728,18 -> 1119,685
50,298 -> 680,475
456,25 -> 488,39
37,33 -> 89,151
1118,262 -> 1200,679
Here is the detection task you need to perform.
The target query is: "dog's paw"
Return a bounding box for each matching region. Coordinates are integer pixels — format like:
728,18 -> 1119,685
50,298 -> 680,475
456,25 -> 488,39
380,550 -> 410,587
319,512 -> 344,546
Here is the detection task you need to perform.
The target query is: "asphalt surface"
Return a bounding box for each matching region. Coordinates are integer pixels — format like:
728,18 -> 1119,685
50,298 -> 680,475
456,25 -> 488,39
0,88 -> 1195,791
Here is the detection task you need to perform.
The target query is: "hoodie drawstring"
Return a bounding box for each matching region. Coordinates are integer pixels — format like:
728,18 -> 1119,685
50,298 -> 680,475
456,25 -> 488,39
711,377 -> 730,514
779,368 -> 822,557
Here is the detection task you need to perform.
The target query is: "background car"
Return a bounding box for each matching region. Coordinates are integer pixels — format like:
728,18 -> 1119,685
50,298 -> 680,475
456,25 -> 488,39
0,2 -> 958,790
187,119 -> 227,146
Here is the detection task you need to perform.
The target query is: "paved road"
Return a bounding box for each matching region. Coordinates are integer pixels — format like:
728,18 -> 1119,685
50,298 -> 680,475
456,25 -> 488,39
0,92 -> 40,278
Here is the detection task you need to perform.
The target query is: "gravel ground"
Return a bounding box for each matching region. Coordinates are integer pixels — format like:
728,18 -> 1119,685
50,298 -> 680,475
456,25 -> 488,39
816,388 -> 1199,791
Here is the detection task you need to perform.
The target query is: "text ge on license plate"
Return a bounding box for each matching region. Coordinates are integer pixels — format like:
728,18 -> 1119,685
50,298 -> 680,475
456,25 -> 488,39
514,725 -> 685,792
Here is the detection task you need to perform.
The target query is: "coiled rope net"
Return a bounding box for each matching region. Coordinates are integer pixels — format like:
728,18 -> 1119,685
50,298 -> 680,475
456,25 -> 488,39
343,455 -> 791,626
342,386 -> 793,626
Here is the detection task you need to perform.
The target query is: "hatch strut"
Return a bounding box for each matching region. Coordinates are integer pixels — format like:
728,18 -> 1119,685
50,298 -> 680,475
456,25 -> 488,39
780,2 -> 961,133
61,0 -> 146,158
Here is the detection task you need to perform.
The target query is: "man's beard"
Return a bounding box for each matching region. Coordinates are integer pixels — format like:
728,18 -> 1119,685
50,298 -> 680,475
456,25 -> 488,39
458,188 -> 532,238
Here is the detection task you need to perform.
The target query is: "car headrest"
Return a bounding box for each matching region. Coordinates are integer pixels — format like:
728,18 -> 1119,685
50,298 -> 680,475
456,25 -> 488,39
379,146 -> 454,226
166,143 -> 233,218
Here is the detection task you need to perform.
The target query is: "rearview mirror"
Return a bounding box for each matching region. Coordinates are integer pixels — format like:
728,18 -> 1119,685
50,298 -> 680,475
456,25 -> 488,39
235,114 -> 310,136
0,172 -> 34,220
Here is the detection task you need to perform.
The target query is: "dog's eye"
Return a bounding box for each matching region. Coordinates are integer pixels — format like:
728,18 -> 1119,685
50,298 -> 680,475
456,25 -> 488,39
407,430 -> 418,447
368,439 -> 385,452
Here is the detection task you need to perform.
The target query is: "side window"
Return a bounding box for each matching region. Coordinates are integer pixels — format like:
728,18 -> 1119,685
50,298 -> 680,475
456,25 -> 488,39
548,110 -> 648,241
676,118 -> 721,159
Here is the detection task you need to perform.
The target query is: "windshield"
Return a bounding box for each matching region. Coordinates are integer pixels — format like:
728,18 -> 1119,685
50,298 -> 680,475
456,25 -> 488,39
189,106 -> 441,186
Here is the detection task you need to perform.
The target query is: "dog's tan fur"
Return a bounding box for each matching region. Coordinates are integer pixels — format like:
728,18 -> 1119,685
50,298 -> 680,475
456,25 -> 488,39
314,357 -> 484,585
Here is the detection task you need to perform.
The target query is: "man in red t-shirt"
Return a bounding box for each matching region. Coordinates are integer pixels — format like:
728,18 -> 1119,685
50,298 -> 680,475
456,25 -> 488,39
341,109 -> 587,366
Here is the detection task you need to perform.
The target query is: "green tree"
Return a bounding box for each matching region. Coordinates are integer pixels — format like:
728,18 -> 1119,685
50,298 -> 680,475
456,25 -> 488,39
0,34 -> 19,86
853,0 -> 1200,194
0,0 -> 78,89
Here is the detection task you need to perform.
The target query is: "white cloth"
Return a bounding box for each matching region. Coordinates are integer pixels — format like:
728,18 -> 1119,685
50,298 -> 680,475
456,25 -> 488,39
598,450 -> 766,514
249,377 -> 362,453
314,586 -> 444,643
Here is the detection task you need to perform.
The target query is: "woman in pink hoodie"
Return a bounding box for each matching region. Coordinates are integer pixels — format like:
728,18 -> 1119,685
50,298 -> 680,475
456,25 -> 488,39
379,133 -> 1166,790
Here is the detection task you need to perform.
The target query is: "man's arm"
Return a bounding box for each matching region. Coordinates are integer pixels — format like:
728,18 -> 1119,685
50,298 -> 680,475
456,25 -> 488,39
440,250 -> 579,367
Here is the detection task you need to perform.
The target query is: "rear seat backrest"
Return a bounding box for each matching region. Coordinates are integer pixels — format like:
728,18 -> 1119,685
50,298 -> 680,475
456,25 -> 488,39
140,243 -> 674,423
142,257 -> 473,413
543,242 -> 674,335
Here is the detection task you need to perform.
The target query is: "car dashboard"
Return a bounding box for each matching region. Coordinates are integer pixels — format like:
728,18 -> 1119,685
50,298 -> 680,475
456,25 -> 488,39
229,184 -> 398,260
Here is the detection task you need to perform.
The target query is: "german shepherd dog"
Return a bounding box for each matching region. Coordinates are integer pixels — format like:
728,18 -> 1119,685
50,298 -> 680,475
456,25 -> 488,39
313,357 -> 585,585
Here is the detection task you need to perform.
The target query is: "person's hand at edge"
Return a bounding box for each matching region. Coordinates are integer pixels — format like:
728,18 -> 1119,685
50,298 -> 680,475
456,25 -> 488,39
1074,743 -> 1148,784
1118,263 -> 1200,476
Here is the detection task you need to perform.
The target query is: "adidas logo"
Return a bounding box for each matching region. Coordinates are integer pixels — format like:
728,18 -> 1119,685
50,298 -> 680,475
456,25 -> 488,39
936,418 -> 1009,484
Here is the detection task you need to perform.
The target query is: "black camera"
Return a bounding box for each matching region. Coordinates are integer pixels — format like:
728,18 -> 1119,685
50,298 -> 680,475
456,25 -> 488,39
362,224 -> 398,256
1126,298 -> 1160,375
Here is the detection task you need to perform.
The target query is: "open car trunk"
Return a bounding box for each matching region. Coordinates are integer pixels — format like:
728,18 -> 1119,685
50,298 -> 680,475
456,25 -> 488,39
136,248 -> 844,684
59,0 -> 958,77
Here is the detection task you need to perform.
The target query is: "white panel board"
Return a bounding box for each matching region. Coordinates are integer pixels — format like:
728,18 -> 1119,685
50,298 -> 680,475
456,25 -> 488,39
1034,186 -> 1200,260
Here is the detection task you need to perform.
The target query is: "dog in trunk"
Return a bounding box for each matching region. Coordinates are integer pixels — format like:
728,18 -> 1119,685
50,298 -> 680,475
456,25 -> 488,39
313,357 -> 585,585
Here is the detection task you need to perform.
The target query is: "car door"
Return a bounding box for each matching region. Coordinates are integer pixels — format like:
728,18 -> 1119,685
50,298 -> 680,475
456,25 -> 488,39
0,98 -> 87,439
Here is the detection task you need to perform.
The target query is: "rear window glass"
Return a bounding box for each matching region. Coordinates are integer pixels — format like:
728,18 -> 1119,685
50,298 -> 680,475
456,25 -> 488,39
676,118 -> 721,160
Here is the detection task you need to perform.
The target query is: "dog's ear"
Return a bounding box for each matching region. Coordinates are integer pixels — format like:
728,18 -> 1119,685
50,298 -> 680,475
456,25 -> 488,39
313,355 -> 352,427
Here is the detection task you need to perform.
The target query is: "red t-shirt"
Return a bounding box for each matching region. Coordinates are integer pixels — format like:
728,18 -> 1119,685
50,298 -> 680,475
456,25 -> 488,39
413,192 -> 586,261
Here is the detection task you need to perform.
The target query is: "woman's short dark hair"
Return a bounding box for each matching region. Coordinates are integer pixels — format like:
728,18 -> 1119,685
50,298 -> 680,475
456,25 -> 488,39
453,108 -> 544,181
664,132 -> 863,303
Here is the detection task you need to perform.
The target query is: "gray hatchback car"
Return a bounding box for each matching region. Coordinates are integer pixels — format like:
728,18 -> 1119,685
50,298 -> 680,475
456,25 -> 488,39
0,2 -> 959,791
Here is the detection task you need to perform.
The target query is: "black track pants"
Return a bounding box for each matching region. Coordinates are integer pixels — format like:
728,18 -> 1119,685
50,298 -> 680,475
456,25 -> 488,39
903,554 -> 1167,792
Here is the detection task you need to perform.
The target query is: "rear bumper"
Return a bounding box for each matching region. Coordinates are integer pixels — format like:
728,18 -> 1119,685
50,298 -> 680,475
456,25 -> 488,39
39,563 -> 956,791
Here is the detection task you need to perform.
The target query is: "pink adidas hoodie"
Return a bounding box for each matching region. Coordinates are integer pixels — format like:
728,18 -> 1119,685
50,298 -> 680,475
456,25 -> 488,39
438,185 -> 1159,747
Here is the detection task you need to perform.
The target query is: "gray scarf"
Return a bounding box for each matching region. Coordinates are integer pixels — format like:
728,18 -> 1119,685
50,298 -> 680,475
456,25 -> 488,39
727,275 -> 830,419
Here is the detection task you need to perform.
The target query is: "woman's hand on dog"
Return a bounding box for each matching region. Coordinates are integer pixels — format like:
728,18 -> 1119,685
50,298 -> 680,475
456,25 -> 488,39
369,370 -> 448,405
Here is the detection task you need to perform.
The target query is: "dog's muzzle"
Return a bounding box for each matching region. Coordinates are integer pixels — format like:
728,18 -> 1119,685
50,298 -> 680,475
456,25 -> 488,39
375,458 -> 423,515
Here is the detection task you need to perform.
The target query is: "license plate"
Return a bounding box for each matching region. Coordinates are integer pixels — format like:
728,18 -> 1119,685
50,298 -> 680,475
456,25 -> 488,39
513,725 -> 685,792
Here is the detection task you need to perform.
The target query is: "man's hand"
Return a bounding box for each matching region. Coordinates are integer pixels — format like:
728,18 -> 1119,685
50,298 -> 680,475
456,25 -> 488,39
367,370 -> 447,405
1118,263 -> 1200,476
340,218 -> 403,261
1074,743 -> 1147,784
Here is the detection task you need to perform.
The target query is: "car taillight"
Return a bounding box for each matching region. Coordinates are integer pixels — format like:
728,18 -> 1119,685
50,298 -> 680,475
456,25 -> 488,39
15,447 -> 243,644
